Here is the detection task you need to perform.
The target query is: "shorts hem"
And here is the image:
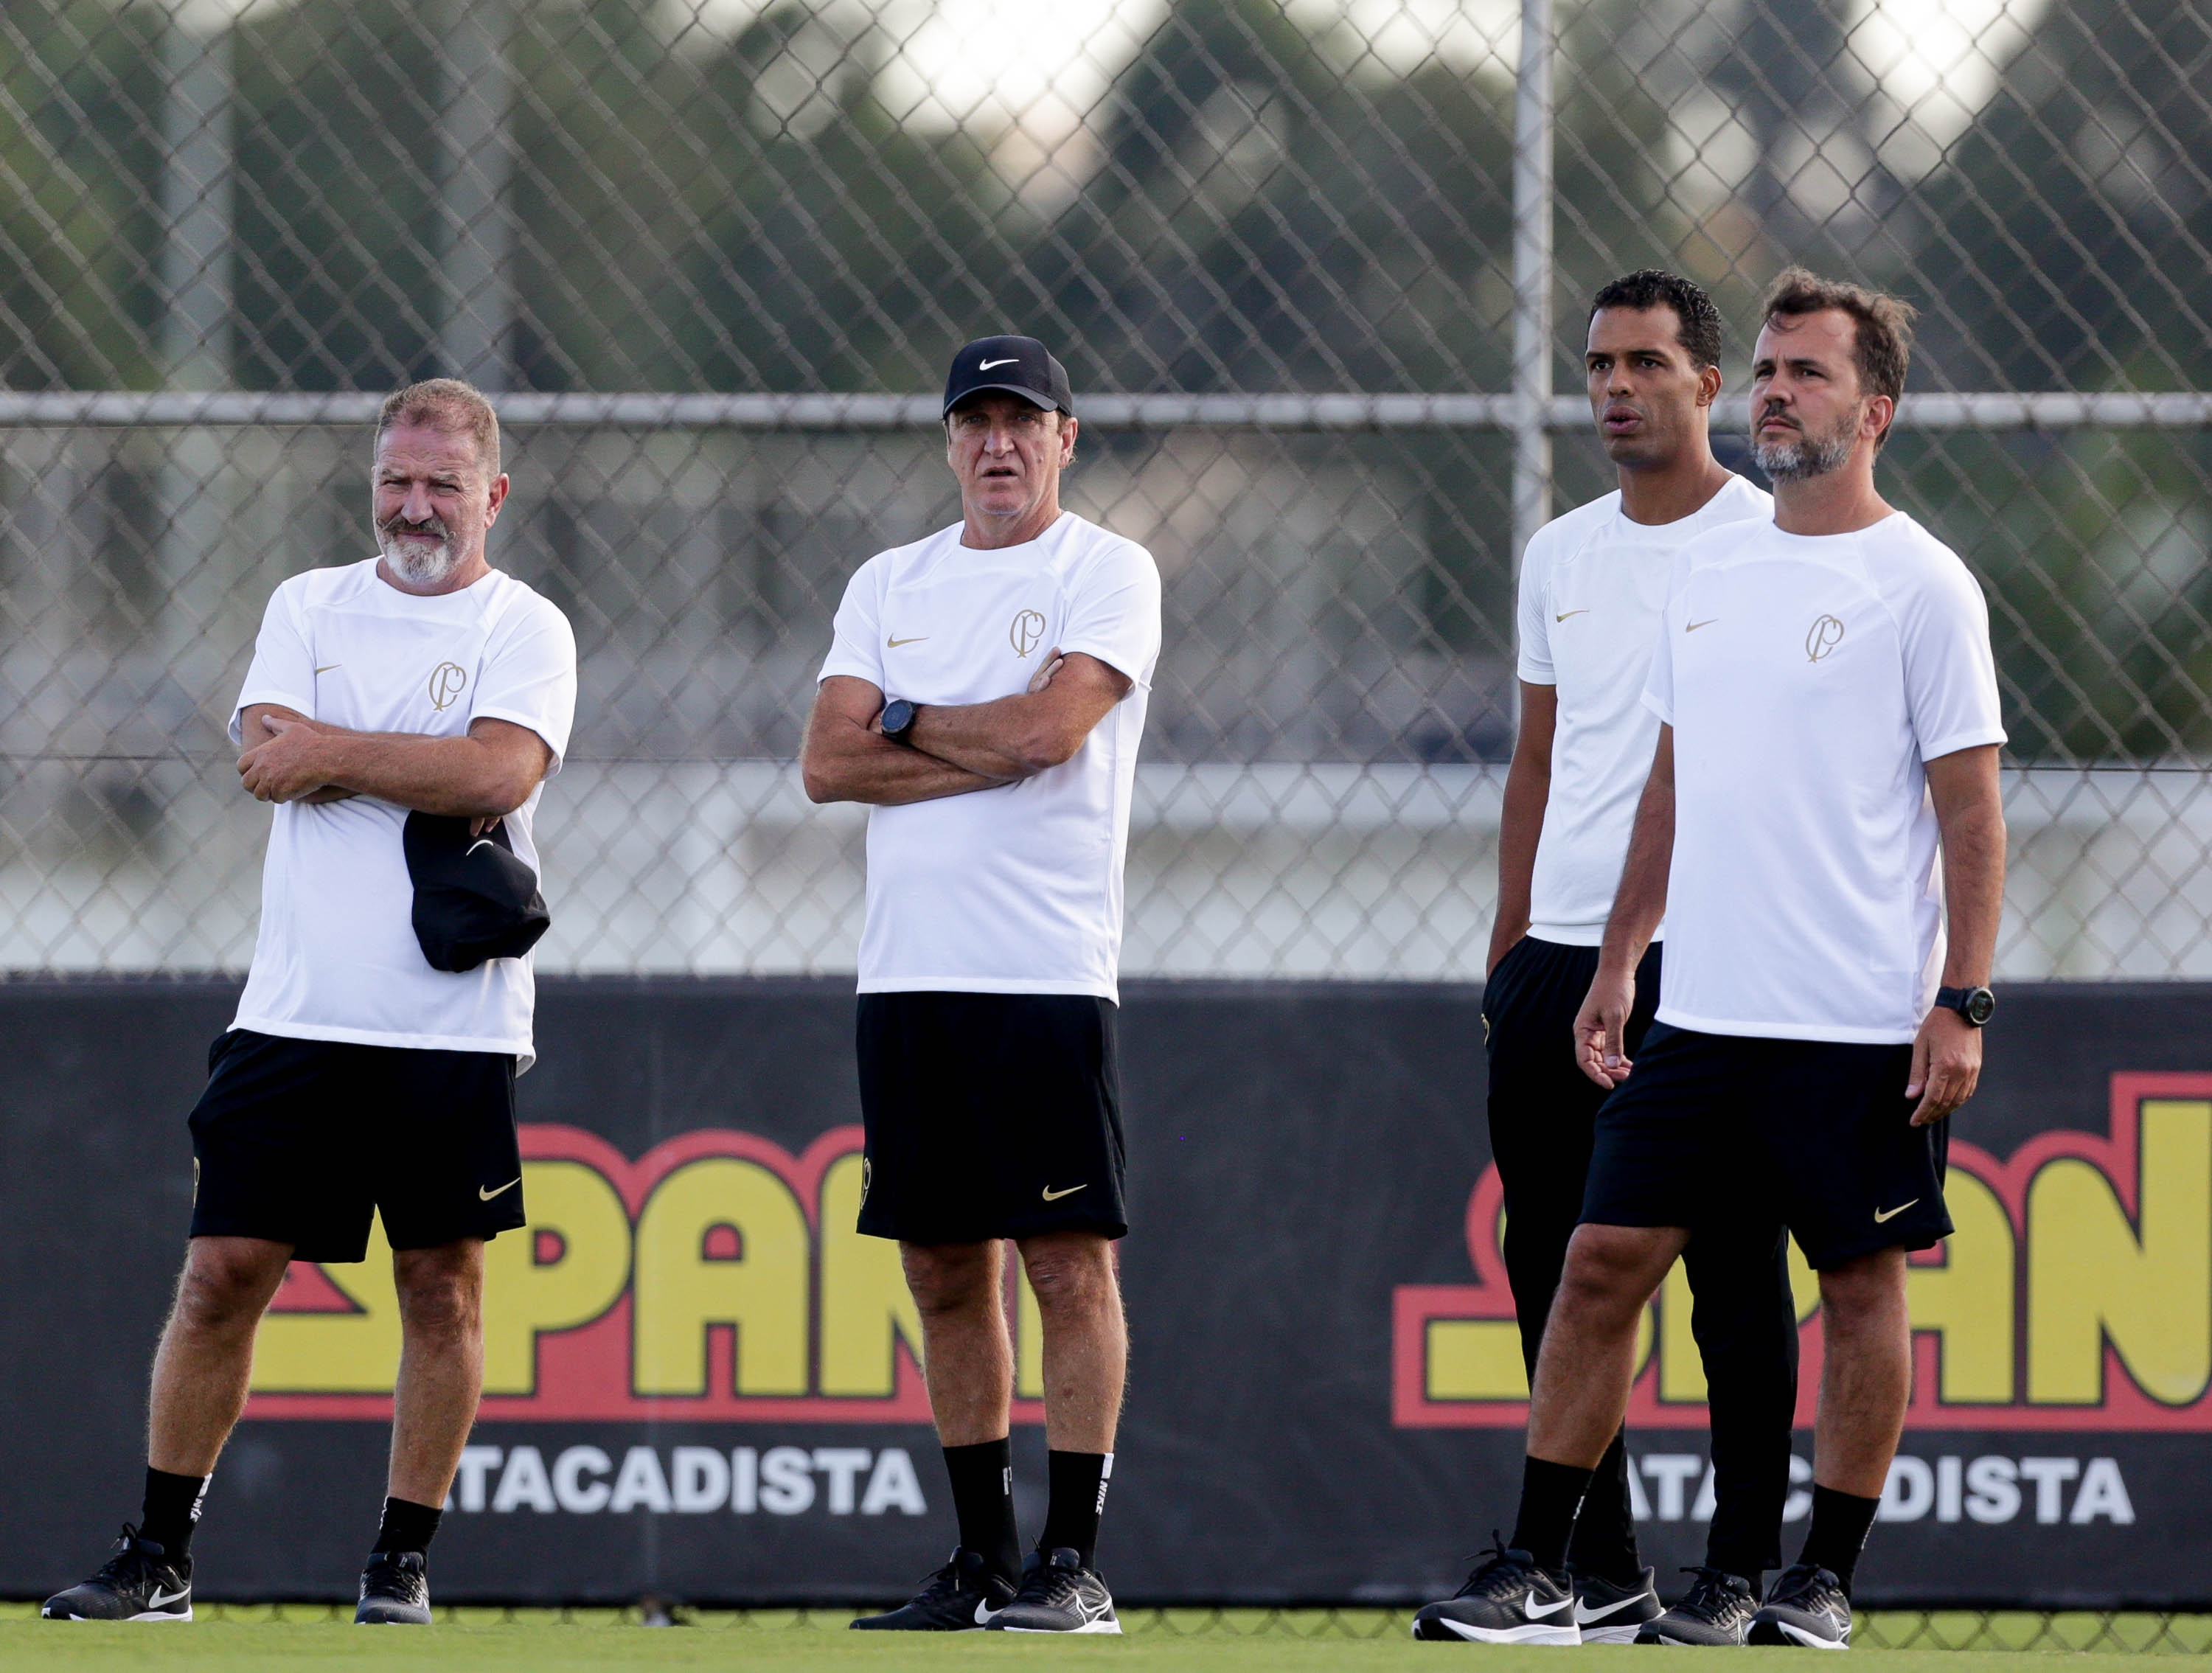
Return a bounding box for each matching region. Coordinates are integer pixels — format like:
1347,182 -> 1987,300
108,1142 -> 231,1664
1796,1221 -> 1953,1271
858,1217 -> 1130,1245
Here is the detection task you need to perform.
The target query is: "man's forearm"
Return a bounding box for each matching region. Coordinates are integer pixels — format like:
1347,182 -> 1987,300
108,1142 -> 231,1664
805,729 -> 1009,807
905,692 -> 1072,781
1938,799 -> 2006,986
1489,755 -> 1549,963
309,732 -> 534,818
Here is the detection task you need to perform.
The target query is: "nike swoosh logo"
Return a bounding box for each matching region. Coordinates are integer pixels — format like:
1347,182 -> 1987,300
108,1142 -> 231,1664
315,664 -> 341,673
1524,1592 -> 1574,1619
1575,1593 -> 1649,1623
479,1176 -> 521,1201
147,1586 -> 189,1608
973,1598 -> 1001,1624
1555,610 -> 1588,622
466,839 -> 496,857
1686,618 -> 1719,632
1874,1198 -> 1919,1223
886,635 -> 928,647
1041,1183 -> 1088,1202
978,358 -> 1018,370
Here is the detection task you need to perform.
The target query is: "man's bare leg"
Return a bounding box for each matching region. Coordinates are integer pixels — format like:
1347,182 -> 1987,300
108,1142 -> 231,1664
147,1236 -> 294,1475
1764,1246 -> 1908,1609
1526,1224 -> 1687,1467
1016,1231 -> 1125,1453
386,1239 -> 487,1509
886,1239 -> 1023,1599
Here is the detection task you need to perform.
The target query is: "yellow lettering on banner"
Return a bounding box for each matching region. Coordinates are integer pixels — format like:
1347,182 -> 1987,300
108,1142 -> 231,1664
1425,1319 -> 1527,1400
2028,1099 -> 2212,1406
632,1158 -> 808,1396
252,1217 -> 403,1392
481,1161 -> 632,1396
817,1152 -> 925,1397
1015,1255 -> 1045,1402
1905,1170 -> 2014,1402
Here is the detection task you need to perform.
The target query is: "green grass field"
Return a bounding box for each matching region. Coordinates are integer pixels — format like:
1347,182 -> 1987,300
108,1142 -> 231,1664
4,1607 -> 2208,1672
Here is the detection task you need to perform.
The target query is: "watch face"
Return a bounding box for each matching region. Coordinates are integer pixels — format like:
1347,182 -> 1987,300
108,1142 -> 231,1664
1965,987 -> 1997,1026
882,700 -> 914,737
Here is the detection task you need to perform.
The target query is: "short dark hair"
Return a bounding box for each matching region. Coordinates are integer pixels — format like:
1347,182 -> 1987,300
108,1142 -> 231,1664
1588,270 -> 1724,370
375,378 -> 501,476
1759,267 -> 1917,436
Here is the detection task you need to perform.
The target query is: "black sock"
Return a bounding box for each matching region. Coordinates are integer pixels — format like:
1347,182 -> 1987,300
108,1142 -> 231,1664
1798,1484 -> 1879,1593
942,1439 -> 1021,1584
372,1496 -> 444,1558
1565,1430 -> 1644,1587
1037,1450 -> 1112,1571
1509,1455 -> 1593,1575
139,1467 -> 209,1559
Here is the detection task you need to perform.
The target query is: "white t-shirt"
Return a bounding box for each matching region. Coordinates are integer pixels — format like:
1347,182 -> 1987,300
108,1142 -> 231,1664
229,560 -> 578,1068
1516,476 -> 1772,944
818,512 -> 1162,1001
1643,512 -> 2006,1043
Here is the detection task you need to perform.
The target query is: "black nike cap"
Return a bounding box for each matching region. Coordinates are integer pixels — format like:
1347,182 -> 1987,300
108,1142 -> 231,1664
942,334 -> 1074,419
404,813 -> 552,973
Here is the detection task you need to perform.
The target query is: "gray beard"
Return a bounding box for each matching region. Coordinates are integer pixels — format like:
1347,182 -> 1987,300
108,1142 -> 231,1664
1752,418 -> 1855,481
378,526 -> 460,584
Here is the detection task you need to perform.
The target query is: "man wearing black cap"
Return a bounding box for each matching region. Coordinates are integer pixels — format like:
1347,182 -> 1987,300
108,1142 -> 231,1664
802,335 -> 1161,1635
42,379 -> 575,1629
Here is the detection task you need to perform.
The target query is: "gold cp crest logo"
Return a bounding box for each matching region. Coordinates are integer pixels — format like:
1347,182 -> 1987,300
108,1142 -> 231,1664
1805,614 -> 1845,663
1009,609 -> 1046,658
428,661 -> 468,711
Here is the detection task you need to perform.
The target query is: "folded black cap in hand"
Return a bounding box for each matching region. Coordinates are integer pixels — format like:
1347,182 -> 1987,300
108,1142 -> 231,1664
403,813 -> 552,974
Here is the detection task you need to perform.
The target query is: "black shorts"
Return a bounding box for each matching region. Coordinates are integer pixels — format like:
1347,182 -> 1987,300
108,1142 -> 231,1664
187,1029 -> 526,1264
1581,1023 -> 1952,1270
856,992 -> 1128,1245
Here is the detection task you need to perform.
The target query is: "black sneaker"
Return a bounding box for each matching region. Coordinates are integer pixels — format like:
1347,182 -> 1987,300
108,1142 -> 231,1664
1572,1565 -> 1662,1644
849,1548 -> 1016,1630
984,1547 -> 1121,1634
1636,1568 -> 1759,1645
355,1550 -> 432,1624
1747,1562 -> 1851,1649
41,1526 -> 193,1621
1411,1540 -> 1581,1644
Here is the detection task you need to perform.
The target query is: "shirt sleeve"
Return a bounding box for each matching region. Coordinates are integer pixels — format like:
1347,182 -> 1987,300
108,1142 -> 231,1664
1516,529 -> 1555,685
1900,551 -> 2008,762
229,578 -> 317,745
1059,538 -> 1163,689
818,558 -> 887,690
473,596 -> 580,772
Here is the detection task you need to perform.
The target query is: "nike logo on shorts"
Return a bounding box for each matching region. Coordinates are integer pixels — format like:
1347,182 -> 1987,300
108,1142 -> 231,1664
1042,1183 -> 1088,1202
479,1177 -> 522,1201
1874,1198 -> 1919,1222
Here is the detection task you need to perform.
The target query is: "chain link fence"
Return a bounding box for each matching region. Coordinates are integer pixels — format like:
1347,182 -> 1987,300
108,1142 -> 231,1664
1,0 -> 2209,980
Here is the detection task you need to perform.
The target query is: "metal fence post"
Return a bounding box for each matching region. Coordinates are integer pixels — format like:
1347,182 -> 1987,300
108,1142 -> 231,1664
438,0 -> 515,391
1510,0 -> 1554,568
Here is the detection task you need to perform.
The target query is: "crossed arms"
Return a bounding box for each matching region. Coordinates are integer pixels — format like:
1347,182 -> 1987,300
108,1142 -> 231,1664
800,650 -> 1134,807
235,705 -> 552,827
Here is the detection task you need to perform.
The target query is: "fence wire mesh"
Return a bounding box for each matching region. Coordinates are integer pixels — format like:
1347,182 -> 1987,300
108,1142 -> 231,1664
1,0 -> 2210,980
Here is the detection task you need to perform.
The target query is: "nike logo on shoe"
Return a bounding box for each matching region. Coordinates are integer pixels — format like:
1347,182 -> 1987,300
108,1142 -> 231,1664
1575,1593 -> 1648,1623
973,1598 -> 1001,1625
147,1586 -> 190,1608
1523,1592 -> 1573,1618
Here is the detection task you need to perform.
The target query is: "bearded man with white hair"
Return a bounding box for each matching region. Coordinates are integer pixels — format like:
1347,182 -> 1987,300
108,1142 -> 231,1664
43,380 -> 576,1629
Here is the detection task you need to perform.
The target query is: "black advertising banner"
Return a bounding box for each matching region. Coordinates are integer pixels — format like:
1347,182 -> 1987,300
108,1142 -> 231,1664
1,977 -> 2207,1607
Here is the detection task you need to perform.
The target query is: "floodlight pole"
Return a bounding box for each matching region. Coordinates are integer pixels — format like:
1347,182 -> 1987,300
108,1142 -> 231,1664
1511,0 -> 1554,566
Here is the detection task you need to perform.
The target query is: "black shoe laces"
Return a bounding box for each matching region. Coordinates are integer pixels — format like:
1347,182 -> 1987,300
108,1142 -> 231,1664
362,1551 -> 427,1604
90,1525 -> 161,1590
1675,1567 -> 1753,1622
1767,1563 -> 1842,1611
1012,1559 -> 1085,1610
1454,1535 -> 1541,1601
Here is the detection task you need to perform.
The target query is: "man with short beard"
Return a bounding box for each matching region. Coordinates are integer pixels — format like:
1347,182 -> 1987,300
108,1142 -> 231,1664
44,380 -> 576,1628
1424,269 -> 2006,1650
1415,271 -> 1797,1646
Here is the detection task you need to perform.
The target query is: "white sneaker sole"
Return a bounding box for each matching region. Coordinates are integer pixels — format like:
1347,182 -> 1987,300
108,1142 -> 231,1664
1579,1623 -> 1648,1645
1771,1621 -> 1848,1649
1417,1618 -> 1582,1645
51,1608 -> 192,1623
995,1619 -> 1122,1634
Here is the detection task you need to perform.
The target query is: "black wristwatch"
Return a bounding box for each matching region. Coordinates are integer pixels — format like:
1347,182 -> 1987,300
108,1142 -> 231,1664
1935,985 -> 1997,1027
879,698 -> 918,745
